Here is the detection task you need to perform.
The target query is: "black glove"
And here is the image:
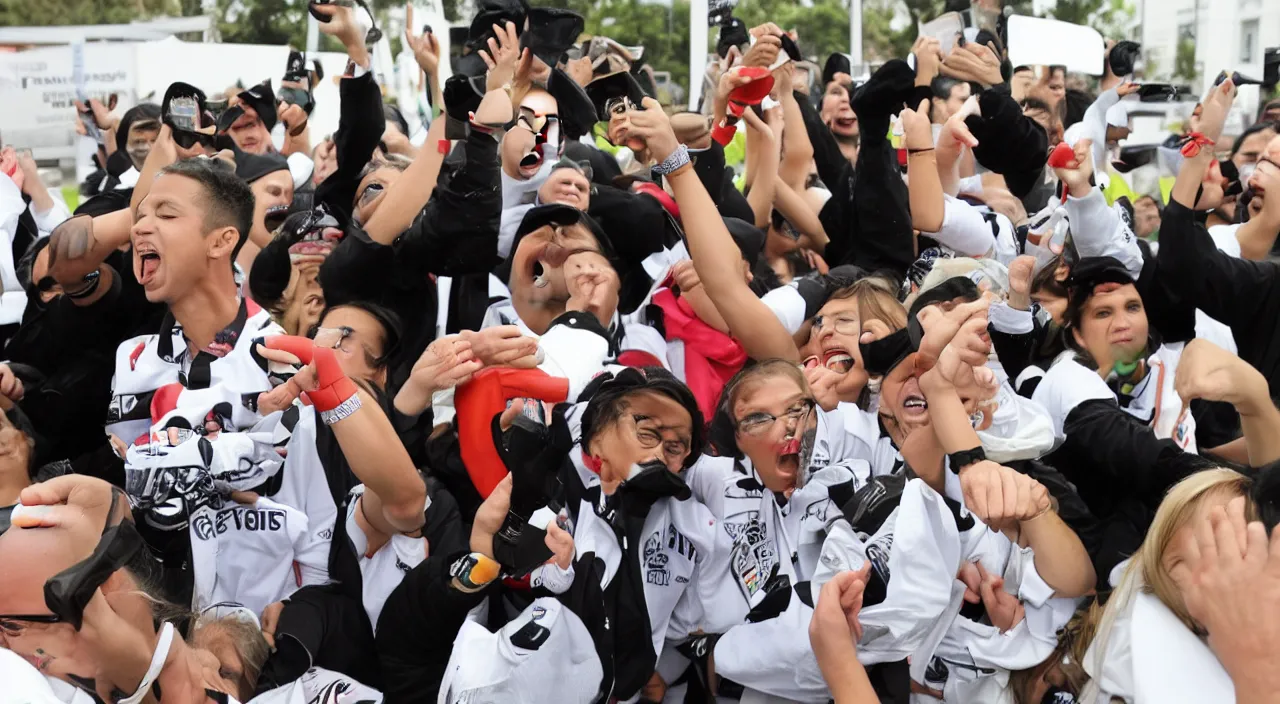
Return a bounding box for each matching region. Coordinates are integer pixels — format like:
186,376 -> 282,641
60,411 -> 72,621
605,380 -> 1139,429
490,403 -> 573,575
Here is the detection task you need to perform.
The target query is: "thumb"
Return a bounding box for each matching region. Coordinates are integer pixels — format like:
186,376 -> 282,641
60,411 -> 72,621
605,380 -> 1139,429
641,96 -> 662,111
263,335 -> 316,365
917,98 -> 930,114
500,398 -> 525,432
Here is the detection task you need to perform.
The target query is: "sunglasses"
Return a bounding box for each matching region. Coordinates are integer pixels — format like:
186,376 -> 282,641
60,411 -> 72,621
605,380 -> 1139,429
173,130 -> 214,151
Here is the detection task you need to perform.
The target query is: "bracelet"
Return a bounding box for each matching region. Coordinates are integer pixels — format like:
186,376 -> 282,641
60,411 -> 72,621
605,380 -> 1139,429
319,393 -> 362,426
65,269 -> 102,299
947,446 -> 987,474
652,144 -> 691,176
908,147 -> 935,154
118,622 -> 175,704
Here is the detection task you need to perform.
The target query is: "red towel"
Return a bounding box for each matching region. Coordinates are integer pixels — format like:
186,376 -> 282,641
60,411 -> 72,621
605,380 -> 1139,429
651,288 -> 748,422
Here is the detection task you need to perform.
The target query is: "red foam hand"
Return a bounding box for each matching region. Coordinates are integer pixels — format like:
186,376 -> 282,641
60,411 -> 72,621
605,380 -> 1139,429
727,66 -> 774,116
264,335 -> 359,413
1046,142 -> 1077,170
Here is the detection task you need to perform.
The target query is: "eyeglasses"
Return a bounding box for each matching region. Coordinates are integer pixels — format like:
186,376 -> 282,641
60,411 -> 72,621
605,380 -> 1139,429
631,414 -> 691,462
811,314 -> 860,335
735,398 -> 816,437
604,97 -> 635,118
312,325 -> 356,352
0,614 -> 62,634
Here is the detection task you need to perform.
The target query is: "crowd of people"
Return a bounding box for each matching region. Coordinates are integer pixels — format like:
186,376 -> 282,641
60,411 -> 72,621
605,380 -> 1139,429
2,1 -> 1280,702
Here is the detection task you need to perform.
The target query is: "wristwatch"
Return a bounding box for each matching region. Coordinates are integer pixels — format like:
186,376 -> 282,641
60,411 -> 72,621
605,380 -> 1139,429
449,552 -> 501,593
652,144 -> 691,176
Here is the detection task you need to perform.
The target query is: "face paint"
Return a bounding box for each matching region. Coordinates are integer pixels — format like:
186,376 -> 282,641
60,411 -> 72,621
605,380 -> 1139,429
127,145 -> 152,167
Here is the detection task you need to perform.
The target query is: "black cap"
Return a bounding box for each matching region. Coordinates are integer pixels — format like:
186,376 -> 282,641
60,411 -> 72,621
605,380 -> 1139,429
722,217 -> 765,268
586,70 -> 646,122
115,103 -> 162,155
235,149 -> 290,184
823,53 -> 852,86
580,366 -> 704,468
716,17 -> 749,59
521,7 -> 584,69
468,0 -> 528,48
161,82 -> 215,136
499,203 -> 618,284
1065,256 -> 1135,306
234,81 -> 278,131
548,67 -> 597,138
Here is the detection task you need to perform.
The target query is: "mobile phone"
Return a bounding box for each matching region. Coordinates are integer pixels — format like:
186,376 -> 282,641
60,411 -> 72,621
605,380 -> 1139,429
79,104 -> 104,145
779,34 -> 802,63
278,85 -> 311,108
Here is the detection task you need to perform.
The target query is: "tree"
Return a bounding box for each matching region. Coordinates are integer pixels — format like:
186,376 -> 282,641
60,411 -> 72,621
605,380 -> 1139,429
1173,37 -> 1197,83
0,0 -> 180,26
1049,0 -> 1134,41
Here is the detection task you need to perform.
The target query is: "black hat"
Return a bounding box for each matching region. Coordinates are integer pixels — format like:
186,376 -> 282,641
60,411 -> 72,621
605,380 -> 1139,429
521,7 -> 584,69
248,208 -> 340,310
161,82 -> 215,137
234,81 -> 278,131
115,103 -> 162,156
235,149 -> 290,184
716,17 -> 749,59
468,0 -> 528,49
586,70 -> 646,122
823,53 -> 852,87
1065,256 -> 1135,307
453,50 -> 489,79
442,73 -> 489,139
858,275 -> 982,377
722,217 -> 765,268
579,366 -> 704,468
498,203 -> 618,284
547,67 -> 597,139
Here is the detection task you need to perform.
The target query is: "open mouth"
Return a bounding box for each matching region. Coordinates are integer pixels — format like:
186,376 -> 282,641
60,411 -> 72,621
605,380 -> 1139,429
288,226 -> 343,259
823,348 -> 855,374
136,243 -> 161,286
833,116 -> 857,131
264,204 -> 290,233
519,149 -> 544,178
776,437 -> 802,481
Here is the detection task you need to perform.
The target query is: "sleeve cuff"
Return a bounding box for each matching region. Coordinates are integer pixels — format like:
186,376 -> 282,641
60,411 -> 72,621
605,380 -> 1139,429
988,301 -> 1034,334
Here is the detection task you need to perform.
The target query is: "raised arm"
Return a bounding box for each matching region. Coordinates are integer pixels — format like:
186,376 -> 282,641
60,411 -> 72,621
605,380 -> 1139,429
260,337 -> 427,536
1176,338 -> 1280,467
627,98 -> 799,362
776,64 -> 814,191
1162,78 -> 1279,329
362,117 -> 448,245
902,98 -> 944,233
743,108 -> 779,230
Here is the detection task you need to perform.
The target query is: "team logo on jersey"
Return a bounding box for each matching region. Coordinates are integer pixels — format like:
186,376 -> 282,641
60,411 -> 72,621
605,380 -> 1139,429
865,533 -> 893,585
191,506 -> 286,541
644,532 -> 671,586
106,394 -> 140,423
730,518 -> 776,601
722,511 -> 760,542
666,522 -> 697,561
802,498 -> 833,524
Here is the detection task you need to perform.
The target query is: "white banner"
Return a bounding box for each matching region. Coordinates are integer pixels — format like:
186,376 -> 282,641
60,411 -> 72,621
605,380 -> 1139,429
0,42 -> 136,139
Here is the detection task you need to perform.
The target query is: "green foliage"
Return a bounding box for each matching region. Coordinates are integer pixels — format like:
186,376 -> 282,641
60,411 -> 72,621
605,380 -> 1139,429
1048,0 -> 1134,41
0,0 -> 181,26
1173,37 -> 1197,83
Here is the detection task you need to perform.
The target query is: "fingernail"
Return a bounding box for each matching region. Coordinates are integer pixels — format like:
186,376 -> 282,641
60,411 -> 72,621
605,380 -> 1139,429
534,346 -> 545,364
10,504 -> 54,528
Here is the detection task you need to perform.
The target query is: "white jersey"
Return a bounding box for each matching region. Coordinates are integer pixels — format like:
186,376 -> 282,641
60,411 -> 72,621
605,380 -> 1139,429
188,496 -> 330,617
344,485 -> 428,631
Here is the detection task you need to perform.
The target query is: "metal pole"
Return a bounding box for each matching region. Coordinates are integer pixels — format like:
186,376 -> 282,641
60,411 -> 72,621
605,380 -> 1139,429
850,0 -> 863,72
